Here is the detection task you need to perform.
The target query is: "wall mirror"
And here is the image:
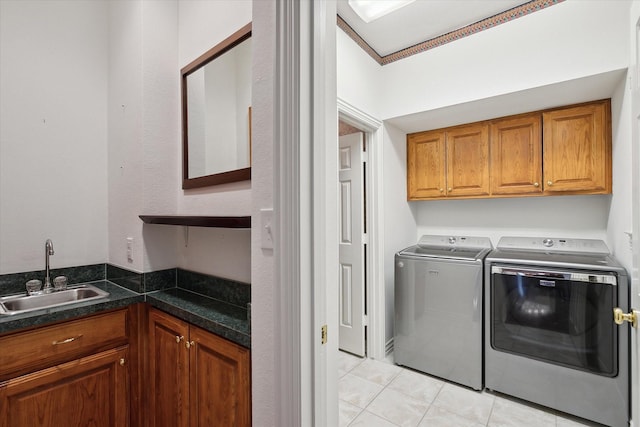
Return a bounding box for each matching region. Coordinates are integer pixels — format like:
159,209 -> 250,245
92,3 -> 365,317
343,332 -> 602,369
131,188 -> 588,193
182,23 -> 252,189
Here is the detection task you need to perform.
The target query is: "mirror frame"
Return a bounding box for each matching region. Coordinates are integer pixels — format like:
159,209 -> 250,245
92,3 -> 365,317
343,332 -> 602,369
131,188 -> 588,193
181,22 -> 252,189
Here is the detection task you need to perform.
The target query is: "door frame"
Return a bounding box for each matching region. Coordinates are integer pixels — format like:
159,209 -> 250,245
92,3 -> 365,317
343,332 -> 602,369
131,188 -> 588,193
338,99 -> 385,360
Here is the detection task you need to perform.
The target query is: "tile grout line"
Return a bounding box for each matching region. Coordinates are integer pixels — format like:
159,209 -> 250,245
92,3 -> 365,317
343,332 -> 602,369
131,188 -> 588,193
357,366 -> 405,427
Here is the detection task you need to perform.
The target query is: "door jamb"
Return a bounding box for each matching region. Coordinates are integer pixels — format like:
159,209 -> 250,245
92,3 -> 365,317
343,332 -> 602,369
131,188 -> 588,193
338,98 -> 385,360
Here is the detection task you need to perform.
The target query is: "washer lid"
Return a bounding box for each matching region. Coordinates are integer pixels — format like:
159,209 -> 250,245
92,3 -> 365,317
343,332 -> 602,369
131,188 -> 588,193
400,235 -> 493,261
401,245 -> 491,261
417,235 -> 493,250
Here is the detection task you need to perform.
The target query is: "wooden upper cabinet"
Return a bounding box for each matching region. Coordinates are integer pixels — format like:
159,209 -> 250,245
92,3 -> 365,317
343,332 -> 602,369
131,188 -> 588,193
446,123 -> 490,197
407,124 -> 489,200
406,99 -> 612,200
407,130 -> 446,199
490,113 -> 542,195
542,100 -> 611,194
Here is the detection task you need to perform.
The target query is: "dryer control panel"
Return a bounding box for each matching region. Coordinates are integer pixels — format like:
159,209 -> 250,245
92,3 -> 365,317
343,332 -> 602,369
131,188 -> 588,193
496,236 -> 610,255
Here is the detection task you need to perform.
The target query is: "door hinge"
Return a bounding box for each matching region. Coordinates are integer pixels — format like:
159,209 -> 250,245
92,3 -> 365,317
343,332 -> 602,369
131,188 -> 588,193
321,325 -> 328,345
363,315 -> 368,326
362,151 -> 369,163
363,233 -> 369,245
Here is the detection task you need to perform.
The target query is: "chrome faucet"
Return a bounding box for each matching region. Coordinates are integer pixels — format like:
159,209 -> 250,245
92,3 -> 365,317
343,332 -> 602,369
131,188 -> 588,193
43,239 -> 55,293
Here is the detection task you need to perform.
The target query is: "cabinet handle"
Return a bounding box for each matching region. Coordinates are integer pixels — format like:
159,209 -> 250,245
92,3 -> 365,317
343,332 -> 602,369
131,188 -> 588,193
439,188 -> 444,193
120,358 -> 126,366
186,340 -> 195,349
447,188 -> 452,192
547,180 -> 553,186
534,182 -> 539,187
52,335 -> 83,345
176,335 -> 184,343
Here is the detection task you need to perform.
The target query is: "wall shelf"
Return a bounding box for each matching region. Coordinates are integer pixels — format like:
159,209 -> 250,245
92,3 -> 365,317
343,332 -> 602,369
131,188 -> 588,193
139,215 -> 251,228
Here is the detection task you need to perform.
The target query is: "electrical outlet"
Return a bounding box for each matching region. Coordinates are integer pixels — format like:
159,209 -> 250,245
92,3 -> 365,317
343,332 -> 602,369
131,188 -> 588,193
126,237 -> 133,263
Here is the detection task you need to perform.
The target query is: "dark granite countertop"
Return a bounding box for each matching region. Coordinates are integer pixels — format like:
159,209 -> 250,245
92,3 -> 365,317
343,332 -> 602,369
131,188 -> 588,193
0,280 -> 143,335
0,281 -> 251,349
146,288 -> 250,349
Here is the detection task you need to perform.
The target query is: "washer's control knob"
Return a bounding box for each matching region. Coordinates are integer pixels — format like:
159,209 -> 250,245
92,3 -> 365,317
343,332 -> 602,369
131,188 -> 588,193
543,238 -> 554,247
448,237 -> 456,244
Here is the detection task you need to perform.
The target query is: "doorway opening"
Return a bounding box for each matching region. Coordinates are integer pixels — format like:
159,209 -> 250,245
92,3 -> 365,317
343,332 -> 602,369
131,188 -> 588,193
337,99 -> 385,361
338,126 -> 367,357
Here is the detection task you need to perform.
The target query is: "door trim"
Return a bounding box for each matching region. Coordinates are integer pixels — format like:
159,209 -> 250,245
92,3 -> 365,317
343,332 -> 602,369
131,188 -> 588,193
338,98 -> 385,360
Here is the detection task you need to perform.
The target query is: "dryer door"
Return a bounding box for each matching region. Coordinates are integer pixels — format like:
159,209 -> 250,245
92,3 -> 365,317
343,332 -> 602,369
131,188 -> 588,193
490,265 -> 618,376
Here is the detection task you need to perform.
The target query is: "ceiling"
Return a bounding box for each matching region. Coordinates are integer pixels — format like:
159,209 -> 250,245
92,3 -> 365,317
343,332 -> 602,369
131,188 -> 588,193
336,0 -> 529,57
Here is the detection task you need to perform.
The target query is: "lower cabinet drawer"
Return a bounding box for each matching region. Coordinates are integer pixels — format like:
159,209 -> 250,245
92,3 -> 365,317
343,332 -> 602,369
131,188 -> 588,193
0,309 -> 129,380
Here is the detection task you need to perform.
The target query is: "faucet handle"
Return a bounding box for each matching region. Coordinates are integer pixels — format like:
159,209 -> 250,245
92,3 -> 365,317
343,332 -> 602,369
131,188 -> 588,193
26,279 -> 42,295
53,276 -> 67,291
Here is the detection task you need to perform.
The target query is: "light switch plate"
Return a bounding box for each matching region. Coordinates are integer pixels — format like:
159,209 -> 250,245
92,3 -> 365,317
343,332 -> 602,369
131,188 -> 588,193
260,208 -> 274,249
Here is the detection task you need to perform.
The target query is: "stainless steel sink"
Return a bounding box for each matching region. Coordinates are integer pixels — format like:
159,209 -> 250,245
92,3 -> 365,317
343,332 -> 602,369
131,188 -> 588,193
0,284 -> 110,315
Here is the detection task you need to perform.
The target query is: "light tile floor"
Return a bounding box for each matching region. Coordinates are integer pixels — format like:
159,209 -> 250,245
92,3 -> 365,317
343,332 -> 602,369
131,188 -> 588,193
338,351 -> 603,427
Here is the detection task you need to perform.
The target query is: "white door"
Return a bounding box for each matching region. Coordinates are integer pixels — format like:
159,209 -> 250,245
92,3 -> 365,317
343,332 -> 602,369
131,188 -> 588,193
338,132 -> 366,356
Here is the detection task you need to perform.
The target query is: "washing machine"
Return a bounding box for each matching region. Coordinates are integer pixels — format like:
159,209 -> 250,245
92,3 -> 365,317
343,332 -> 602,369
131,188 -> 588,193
394,235 -> 493,390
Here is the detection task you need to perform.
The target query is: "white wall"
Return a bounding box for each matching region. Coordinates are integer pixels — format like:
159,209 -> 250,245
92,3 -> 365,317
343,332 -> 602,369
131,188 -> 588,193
110,0 -> 252,281
0,0 -> 251,282
336,30 -> 383,119
176,0 -> 252,283
380,0 -> 630,122
382,123 -> 418,342
108,0 -> 179,274
337,0 -> 634,346
251,0 -> 276,423
0,0 -> 109,274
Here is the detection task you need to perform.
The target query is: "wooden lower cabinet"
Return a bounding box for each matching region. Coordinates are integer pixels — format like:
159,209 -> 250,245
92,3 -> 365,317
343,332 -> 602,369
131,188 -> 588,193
0,346 -> 129,427
0,306 -> 139,427
147,308 -> 251,427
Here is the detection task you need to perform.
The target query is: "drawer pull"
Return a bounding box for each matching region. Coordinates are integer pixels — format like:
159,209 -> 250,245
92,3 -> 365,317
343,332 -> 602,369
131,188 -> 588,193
176,335 -> 184,343
186,340 -> 195,349
120,358 -> 126,366
52,335 -> 83,345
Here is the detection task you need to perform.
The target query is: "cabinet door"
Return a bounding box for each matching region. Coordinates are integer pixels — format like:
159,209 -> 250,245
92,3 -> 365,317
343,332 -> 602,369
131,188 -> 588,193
148,308 -> 190,427
407,130 -> 446,199
189,326 -> 251,427
446,123 -> 490,197
542,100 -> 611,194
490,114 -> 542,195
0,347 -> 129,427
